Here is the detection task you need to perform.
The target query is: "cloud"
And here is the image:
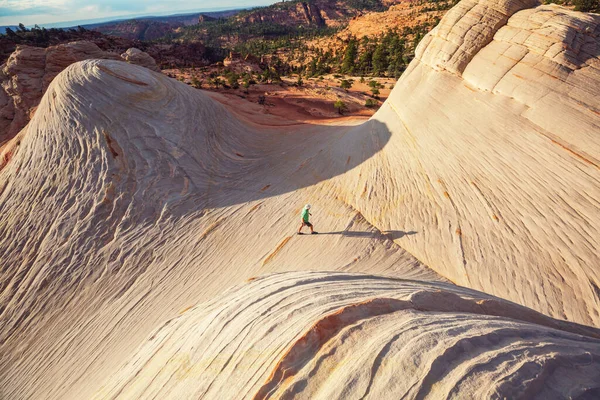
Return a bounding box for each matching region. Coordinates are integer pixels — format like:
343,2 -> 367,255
0,0 -> 70,24
0,0 -> 279,26
0,6 -> 59,16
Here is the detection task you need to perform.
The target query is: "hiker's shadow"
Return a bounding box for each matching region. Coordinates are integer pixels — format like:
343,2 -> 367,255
319,230 -> 417,240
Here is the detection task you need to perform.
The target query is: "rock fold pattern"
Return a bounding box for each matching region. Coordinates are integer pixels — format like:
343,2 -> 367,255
0,41 -> 158,145
96,272 -> 600,399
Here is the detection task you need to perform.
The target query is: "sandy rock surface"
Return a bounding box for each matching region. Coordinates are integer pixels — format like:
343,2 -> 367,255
0,59 -> 441,399
0,41 -> 157,145
371,0 -> 600,326
120,47 -> 160,72
0,0 -> 599,399
96,272 -> 600,399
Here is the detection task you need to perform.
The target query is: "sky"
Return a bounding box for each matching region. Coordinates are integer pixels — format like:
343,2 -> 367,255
0,0 -> 278,27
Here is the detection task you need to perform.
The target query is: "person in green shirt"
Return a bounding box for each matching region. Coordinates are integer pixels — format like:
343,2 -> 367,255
298,204 -> 317,234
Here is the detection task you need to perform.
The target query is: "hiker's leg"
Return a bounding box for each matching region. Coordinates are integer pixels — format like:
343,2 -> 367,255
309,223 -> 314,233
298,222 -> 304,233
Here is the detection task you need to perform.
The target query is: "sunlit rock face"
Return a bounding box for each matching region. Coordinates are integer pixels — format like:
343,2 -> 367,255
0,41 -> 157,145
357,0 -> 600,326
0,0 -> 599,398
96,272 -> 600,399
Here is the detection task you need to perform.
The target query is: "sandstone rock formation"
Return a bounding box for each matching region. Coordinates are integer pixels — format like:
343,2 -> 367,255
339,1 -> 445,40
96,20 -> 176,41
0,41 -> 158,146
96,272 -> 600,399
369,0 -> 600,324
121,47 -> 160,72
0,0 -> 599,398
234,0 -> 351,27
223,51 -> 264,73
0,59 -> 442,399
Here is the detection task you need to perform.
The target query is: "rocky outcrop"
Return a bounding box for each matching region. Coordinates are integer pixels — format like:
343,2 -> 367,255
0,27 -> 141,65
96,272 -> 600,399
198,14 -> 217,23
0,59 -> 442,398
223,51 -> 263,73
363,1 -> 600,324
121,47 -> 160,72
235,0 -> 350,27
339,2 -> 446,40
298,2 -> 326,25
415,0 -> 537,74
96,21 -> 176,41
0,41 -> 158,145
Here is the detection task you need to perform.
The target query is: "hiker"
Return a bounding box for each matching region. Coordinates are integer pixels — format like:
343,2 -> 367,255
298,204 -> 317,234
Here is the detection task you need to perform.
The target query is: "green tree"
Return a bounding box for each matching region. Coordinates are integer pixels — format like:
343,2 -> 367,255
370,87 -> 380,98
368,80 -> 381,89
574,0 -> 600,11
307,58 -> 318,77
372,42 -> 389,76
340,79 -> 352,91
242,73 -> 253,92
211,77 -> 224,88
341,37 -> 358,74
4,27 -> 17,38
242,80 -> 251,92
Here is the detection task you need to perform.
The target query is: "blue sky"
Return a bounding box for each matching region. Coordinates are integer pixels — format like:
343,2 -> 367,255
0,0 -> 278,26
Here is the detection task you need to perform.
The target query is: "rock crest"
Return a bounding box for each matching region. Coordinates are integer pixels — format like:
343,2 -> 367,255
0,41 -> 158,145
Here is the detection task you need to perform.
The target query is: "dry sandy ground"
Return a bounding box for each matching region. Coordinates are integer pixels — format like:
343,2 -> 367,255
0,0 -> 600,399
164,68 -> 395,121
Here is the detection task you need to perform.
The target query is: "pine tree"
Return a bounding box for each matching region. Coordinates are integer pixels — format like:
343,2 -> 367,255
574,0 -> 599,11
372,42 -> 389,76
307,58 -> 317,77
341,37 -> 358,74
357,47 -> 374,76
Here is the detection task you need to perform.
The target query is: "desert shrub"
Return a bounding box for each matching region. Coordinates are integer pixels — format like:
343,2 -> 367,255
365,98 -> 378,107
334,99 -> 347,115
191,77 -> 202,88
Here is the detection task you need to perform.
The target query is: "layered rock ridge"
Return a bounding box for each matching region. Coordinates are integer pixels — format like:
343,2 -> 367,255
95,272 -> 600,399
346,0 -> 600,325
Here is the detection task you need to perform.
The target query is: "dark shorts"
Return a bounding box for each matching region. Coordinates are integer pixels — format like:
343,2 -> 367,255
302,221 -> 312,227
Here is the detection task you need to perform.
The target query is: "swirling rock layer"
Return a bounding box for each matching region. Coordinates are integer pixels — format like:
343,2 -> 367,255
352,1 -> 600,325
0,59 -> 439,400
96,272 -> 600,399
0,41 -> 158,145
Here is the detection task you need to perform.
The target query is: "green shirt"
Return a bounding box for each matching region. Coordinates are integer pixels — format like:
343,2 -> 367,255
301,208 -> 310,222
